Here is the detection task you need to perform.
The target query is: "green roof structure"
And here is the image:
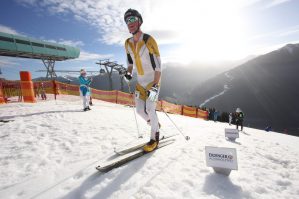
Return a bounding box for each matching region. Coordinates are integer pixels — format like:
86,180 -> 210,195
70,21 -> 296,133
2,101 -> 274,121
0,32 -> 80,79
0,32 -> 80,61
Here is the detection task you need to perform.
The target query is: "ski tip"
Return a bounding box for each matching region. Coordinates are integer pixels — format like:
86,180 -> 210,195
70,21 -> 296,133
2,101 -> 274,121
96,166 -> 106,172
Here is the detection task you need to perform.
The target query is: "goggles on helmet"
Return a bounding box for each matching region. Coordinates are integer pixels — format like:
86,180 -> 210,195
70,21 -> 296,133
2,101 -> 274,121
126,16 -> 139,25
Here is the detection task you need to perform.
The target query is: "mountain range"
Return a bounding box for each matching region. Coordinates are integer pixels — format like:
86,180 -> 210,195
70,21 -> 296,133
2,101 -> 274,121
189,43 -> 299,136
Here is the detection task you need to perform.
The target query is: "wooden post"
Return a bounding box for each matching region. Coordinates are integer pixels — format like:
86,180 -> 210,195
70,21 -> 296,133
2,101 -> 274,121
52,80 -> 58,100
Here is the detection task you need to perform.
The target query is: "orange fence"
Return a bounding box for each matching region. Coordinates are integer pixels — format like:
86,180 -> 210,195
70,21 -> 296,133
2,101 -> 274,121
156,100 -> 162,111
0,81 -> 5,104
197,109 -> 208,120
1,80 -> 22,102
161,100 -> 182,115
1,79 -> 209,120
91,89 -> 117,103
183,105 -> 197,118
116,91 -> 134,106
56,81 -> 79,96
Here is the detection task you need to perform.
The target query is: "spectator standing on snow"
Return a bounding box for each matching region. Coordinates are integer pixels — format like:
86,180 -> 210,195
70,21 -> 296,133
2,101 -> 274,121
236,108 -> 244,131
229,112 -> 232,125
79,69 -> 92,111
40,82 -> 47,100
265,126 -> 272,132
214,110 -> 219,122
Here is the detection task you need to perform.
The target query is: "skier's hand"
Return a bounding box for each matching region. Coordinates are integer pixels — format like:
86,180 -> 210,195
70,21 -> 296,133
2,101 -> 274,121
147,84 -> 159,101
119,68 -> 127,76
124,71 -> 132,81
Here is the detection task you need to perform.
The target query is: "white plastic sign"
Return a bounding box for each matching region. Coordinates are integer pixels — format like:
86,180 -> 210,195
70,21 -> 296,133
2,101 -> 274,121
205,146 -> 238,170
225,128 -> 239,139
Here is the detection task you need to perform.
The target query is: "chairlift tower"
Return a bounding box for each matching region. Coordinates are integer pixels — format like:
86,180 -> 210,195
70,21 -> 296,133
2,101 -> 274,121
96,59 -> 126,91
42,59 -> 57,79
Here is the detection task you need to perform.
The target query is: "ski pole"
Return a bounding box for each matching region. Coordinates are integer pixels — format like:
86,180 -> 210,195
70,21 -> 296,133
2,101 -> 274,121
88,76 -> 93,106
127,81 -> 143,139
162,108 -> 190,141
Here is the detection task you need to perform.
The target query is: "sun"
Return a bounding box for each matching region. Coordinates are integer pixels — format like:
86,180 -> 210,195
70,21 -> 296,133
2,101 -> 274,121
182,1 -> 249,62
151,0 -> 250,63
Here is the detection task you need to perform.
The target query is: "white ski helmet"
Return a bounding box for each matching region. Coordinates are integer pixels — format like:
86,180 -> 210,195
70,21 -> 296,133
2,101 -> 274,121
236,108 -> 242,113
80,69 -> 86,75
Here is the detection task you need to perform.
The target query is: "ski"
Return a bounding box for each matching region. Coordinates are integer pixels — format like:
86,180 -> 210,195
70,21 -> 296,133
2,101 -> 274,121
0,119 -> 13,123
96,138 -> 175,173
114,134 -> 177,155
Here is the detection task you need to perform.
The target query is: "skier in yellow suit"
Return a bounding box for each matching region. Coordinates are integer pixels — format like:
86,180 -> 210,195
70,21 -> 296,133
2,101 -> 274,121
123,9 -> 162,152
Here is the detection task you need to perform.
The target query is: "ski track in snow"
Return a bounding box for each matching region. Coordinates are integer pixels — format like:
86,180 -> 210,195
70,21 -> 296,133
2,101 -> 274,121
200,85 -> 229,108
200,72 -> 233,108
0,95 -> 299,199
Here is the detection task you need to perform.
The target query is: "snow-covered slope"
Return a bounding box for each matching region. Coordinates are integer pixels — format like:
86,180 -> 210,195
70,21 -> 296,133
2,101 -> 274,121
0,96 -> 298,199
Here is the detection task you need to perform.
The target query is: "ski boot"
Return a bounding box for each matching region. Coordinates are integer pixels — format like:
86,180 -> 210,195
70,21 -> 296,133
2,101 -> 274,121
143,132 -> 159,152
84,106 -> 91,111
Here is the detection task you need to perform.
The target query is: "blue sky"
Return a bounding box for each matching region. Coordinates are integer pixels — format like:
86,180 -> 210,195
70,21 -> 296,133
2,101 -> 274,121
1,0 -> 299,80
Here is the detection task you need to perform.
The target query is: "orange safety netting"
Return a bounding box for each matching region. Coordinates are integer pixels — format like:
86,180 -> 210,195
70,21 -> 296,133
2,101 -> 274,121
161,100 -> 182,115
0,81 -> 5,104
1,80 -> 22,100
156,100 -> 162,111
0,80 -> 209,122
91,89 -> 117,103
182,105 -> 197,118
33,81 -> 60,95
56,81 -> 80,96
116,91 -> 134,106
197,109 -> 208,120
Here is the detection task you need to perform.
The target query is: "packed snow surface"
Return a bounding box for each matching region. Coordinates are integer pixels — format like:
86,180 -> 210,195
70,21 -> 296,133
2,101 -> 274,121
0,95 -> 298,199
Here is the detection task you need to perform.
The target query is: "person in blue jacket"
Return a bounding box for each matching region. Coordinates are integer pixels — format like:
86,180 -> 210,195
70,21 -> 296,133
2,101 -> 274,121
213,110 -> 219,122
265,126 -> 272,132
79,69 -> 92,111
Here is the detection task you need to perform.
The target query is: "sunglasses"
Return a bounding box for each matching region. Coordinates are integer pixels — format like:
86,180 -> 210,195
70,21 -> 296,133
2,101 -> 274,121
126,16 -> 139,24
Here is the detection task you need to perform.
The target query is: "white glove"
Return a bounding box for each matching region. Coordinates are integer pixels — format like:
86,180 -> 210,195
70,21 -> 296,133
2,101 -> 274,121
147,84 -> 159,101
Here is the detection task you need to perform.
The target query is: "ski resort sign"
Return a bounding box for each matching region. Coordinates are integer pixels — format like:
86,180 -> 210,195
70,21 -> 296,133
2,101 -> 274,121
225,128 -> 239,141
205,146 -> 238,176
